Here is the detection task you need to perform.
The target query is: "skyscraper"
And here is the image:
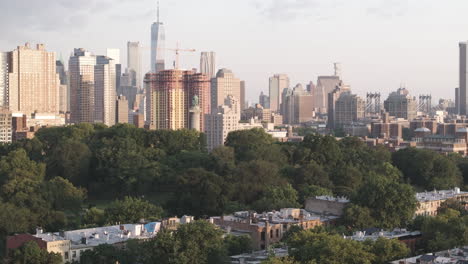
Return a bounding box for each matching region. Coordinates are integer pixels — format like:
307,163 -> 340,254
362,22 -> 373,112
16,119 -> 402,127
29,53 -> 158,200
127,41 -> 142,87
145,69 -> 210,130
69,48 -> 96,124
281,84 -> 315,125
106,48 -> 120,64
106,48 -> 122,92
69,49 -> 116,126
8,43 -> 60,115
259,92 -> 270,108
95,56 -> 117,126
56,60 -> 69,113
460,42 -> 468,115
151,3 -> 165,72
0,52 -> 8,108
211,69 -> 241,111
240,80 -> 246,110
269,74 -> 290,112
456,87 -> 460,114
200,51 -> 216,78
116,95 -> 129,124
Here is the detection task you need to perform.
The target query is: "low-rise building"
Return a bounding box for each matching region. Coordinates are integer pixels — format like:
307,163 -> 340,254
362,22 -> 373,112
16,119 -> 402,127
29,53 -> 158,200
7,223 -> 162,263
391,247 -> 468,264
230,247 -> 288,264
211,208 -> 325,250
345,228 -> 422,252
415,187 -> 468,216
304,196 -> 350,217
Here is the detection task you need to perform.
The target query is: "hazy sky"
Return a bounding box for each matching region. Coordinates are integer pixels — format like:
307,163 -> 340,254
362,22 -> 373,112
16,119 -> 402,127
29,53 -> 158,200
1,0 -> 467,103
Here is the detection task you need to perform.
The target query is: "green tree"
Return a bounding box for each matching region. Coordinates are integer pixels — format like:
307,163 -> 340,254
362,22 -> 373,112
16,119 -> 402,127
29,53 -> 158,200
233,160 -> 284,205
366,237 -> 410,264
224,234 -> 252,256
169,168 -> 227,217
392,148 -> 462,189
287,230 -> 375,264
82,207 -> 106,227
10,241 -> 62,264
104,196 -> 163,224
0,202 -> 34,235
43,177 -> 86,211
142,221 -> 227,264
342,204 -> 376,230
353,175 -> 417,228
262,257 -> 311,264
419,209 -> 468,252
225,128 -> 277,162
46,139 -> 91,186
252,184 -> 300,212
91,136 -> 161,195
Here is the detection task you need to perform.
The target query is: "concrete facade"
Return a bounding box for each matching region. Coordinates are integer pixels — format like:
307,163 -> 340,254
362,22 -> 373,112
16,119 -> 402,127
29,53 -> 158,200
269,74 -> 289,113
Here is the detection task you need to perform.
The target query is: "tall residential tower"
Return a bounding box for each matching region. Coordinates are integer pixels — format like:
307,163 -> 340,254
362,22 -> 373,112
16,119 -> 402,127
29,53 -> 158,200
460,42 -> 468,115
8,43 -> 60,115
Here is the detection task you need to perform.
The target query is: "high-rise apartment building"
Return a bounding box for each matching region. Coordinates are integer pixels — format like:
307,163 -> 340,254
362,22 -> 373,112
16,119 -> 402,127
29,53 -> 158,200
205,95 -> 240,151
259,92 -> 270,108
269,74 -> 290,112
69,49 -> 96,124
0,108 -> 12,143
333,92 -> 365,129
327,84 -> 350,129
69,49 -> 116,126
240,81 -> 246,110
0,53 -> 8,108
200,52 -> 216,78
56,60 -> 69,113
8,43 -> 60,115
211,69 -> 241,111
145,69 -> 210,130
151,4 -> 165,72
281,84 -> 314,125
116,95 -> 129,124
460,42 -> 468,115
94,56 -> 116,126
127,42 -> 142,87
384,87 -> 418,121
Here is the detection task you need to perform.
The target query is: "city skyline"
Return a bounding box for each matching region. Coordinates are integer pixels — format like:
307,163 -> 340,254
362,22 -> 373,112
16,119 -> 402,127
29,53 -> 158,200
2,0 -> 468,102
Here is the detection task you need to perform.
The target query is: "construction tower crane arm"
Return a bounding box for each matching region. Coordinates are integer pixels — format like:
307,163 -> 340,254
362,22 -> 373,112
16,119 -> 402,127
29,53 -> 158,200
163,42 -> 196,70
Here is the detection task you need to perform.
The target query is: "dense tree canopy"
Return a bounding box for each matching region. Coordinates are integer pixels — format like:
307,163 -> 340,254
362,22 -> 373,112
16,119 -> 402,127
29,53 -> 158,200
0,125 -> 465,262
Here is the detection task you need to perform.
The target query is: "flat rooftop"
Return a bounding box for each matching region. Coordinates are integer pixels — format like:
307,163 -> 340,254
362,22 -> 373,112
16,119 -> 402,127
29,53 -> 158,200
35,223 -> 160,249
416,188 -> 467,202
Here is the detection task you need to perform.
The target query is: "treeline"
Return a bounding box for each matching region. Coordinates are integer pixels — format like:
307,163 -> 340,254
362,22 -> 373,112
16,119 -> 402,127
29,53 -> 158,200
0,124 -> 468,262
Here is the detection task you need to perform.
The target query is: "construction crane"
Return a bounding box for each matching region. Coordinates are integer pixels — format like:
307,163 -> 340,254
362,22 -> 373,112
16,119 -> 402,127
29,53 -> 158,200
162,42 -> 196,70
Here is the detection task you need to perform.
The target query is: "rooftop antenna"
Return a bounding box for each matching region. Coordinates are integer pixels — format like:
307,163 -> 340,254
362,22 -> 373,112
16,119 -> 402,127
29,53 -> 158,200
157,1 -> 160,23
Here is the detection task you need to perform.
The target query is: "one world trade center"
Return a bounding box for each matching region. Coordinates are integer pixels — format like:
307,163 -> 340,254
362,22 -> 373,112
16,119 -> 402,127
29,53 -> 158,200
151,2 -> 165,73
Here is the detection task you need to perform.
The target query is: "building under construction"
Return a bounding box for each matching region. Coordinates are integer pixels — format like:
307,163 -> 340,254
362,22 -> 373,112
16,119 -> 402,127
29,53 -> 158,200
145,69 -> 210,131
